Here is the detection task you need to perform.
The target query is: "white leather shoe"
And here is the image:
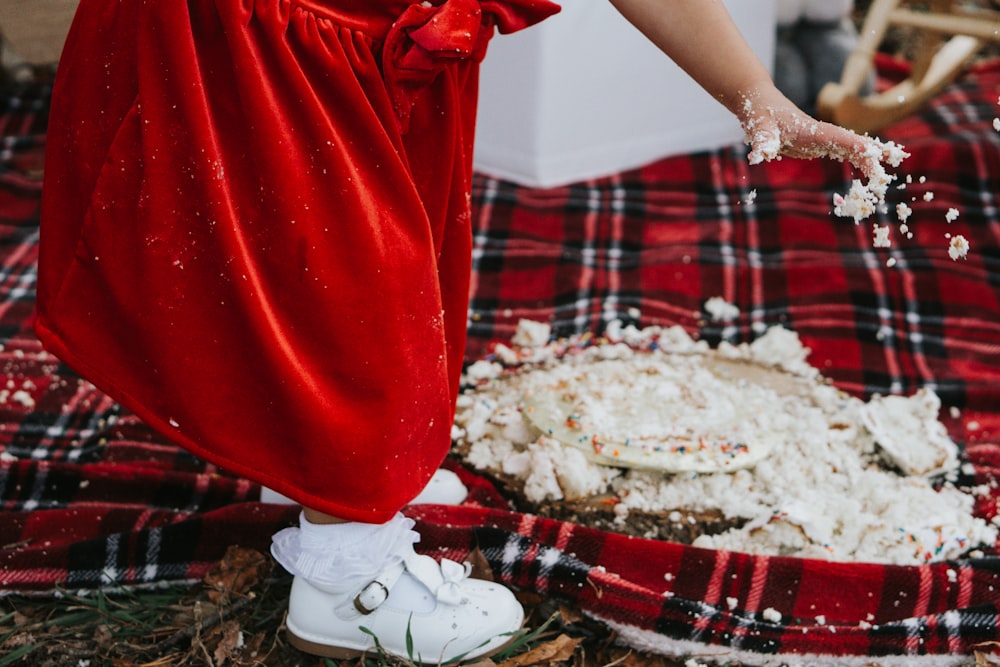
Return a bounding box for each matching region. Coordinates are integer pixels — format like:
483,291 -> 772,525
260,468 -> 469,506
284,571 -> 523,662
271,513 -> 522,663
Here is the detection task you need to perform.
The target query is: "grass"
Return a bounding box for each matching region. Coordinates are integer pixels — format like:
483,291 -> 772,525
0,547 -> 680,667
0,573 -> 293,666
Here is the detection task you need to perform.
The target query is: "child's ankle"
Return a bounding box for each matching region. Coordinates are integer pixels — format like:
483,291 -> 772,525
301,507 -> 351,525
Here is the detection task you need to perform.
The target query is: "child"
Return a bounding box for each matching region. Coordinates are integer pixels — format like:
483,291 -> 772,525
36,0 -> 881,661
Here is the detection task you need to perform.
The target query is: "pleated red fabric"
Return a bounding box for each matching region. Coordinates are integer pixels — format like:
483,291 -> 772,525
35,0 -> 559,522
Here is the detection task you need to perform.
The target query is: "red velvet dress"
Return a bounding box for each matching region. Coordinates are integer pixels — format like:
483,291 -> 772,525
35,0 -> 559,522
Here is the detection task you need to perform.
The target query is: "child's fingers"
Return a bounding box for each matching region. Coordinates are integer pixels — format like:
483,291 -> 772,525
746,126 -> 781,165
743,104 -> 908,181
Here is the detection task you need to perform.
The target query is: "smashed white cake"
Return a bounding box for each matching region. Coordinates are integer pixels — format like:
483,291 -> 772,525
455,320 -> 997,566
746,123 -> 968,260
831,138 -> 908,225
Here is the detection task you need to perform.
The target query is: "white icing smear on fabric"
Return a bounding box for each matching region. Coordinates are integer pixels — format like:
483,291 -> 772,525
455,320 -> 997,566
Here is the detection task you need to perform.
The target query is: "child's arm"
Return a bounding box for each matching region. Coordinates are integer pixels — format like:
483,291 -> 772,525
610,0 -> 878,171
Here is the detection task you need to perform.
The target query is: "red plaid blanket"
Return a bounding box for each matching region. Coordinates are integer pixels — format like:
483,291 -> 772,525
3,61 -> 1000,664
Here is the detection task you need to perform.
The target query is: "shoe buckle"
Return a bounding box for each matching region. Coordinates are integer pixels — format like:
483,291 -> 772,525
353,580 -> 390,615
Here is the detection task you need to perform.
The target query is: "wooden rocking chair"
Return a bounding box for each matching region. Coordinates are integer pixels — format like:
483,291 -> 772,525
817,0 -> 1000,134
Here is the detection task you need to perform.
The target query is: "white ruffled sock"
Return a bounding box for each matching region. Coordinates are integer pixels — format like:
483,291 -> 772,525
297,513 -> 382,552
273,512 -> 436,612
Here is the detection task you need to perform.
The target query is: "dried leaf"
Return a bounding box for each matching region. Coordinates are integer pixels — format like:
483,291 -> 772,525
976,643 -> 1000,666
462,659 -> 498,667
976,641 -> 1000,652
596,648 -> 633,667
558,603 -> 585,625
497,634 -> 583,667
203,546 -> 269,603
976,650 -> 1000,666
467,547 -> 495,582
212,619 -> 244,664
619,650 -> 669,667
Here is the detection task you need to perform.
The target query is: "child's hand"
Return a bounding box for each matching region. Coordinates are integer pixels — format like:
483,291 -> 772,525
740,86 -> 911,229
740,88 -> 879,175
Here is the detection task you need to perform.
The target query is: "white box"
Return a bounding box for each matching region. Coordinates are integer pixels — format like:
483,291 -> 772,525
474,0 -> 777,187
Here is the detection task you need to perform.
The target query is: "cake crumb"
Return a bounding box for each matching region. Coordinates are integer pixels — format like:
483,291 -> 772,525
873,225 -> 891,248
512,319 -> 552,347
704,297 -> 740,322
948,235 -> 970,261
763,608 -> 782,623
896,202 -> 912,223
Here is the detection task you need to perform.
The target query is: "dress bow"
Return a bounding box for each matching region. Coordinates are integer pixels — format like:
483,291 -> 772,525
382,0 -> 560,132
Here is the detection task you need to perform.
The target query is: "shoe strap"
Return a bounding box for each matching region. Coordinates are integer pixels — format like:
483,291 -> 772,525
344,559 -> 406,616
338,553 -> 473,619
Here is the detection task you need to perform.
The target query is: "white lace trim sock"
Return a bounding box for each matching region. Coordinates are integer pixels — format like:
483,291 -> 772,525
272,512 -> 470,615
271,512 -> 419,593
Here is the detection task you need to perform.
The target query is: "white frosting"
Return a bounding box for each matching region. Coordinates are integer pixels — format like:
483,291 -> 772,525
455,321 -> 995,565
861,389 -> 958,477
